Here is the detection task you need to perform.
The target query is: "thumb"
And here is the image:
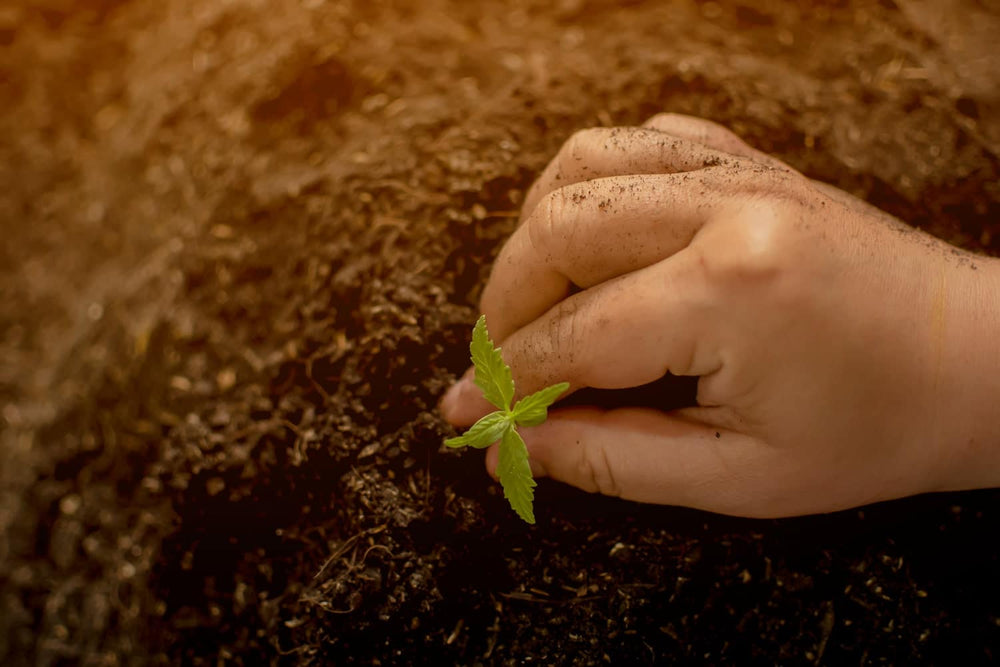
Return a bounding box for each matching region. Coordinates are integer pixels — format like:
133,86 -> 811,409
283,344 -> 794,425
486,406 -> 787,518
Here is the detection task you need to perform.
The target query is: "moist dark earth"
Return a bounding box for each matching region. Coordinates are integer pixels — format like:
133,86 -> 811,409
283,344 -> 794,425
2,0 -> 1000,664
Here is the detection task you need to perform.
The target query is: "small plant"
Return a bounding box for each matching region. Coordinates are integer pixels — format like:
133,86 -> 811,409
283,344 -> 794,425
445,315 -> 569,524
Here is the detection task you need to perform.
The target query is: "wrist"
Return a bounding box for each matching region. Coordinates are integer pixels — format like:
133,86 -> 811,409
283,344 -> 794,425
934,253 -> 1000,491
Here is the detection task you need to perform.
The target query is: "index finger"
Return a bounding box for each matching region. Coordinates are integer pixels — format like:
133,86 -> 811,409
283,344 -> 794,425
520,126 -> 741,221
441,249 -> 721,427
481,169 -> 735,344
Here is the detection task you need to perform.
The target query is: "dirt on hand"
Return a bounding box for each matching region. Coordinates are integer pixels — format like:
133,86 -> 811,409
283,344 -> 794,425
1,0 -> 998,664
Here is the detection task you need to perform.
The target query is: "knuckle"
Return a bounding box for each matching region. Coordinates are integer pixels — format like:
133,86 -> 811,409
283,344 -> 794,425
551,297 -> 584,364
643,111 -> 678,129
562,127 -> 603,164
525,188 -> 565,261
579,443 -> 622,497
547,128 -> 605,186
736,214 -> 789,280
738,165 -> 810,203
675,115 -> 724,145
700,117 -> 735,138
541,296 -> 593,383
643,112 -> 742,148
711,172 -> 818,284
702,124 -> 749,152
700,201 -> 797,287
563,128 -> 588,158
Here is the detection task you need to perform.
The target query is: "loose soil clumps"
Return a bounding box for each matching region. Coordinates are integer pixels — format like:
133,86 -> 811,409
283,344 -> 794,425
2,1 -> 998,664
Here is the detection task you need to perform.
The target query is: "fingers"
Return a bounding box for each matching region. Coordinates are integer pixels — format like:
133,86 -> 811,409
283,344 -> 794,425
641,113 -> 791,171
442,252 -> 721,427
482,171 -> 732,344
439,366 -> 500,427
483,406 -> 796,517
520,126 -> 741,220
641,113 -> 885,217
499,260 -> 719,388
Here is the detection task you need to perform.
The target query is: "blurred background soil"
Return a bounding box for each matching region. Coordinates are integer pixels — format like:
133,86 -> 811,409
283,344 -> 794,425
1,0 -> 998,664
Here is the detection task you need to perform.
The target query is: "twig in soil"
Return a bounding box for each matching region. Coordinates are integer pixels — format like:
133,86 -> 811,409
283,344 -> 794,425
299,527 -> 396,616
358,543 -> 393,564
500,591 -> 603,604
311,534 -> 361,582
304,356 -> 332,404
445,619 -> 464,645
423,451 -> 432,514
309,524 -> 390,583
279,418 -> 305,437
814,602 -> 836,665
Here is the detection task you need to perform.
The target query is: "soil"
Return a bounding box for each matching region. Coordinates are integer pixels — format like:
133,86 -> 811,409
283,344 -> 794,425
2,0 -> 999,664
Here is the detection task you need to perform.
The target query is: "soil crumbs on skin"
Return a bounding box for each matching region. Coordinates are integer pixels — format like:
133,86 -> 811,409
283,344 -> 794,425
2,1 -> 999,664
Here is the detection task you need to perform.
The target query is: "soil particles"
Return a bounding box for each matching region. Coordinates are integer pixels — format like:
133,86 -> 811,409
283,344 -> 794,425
2,0 -> 999,664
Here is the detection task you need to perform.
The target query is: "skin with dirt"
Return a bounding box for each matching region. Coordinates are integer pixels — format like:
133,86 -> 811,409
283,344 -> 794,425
1,0 -> 998,664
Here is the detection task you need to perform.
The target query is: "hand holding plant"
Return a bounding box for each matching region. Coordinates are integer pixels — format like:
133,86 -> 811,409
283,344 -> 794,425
441,113 -> 1000,518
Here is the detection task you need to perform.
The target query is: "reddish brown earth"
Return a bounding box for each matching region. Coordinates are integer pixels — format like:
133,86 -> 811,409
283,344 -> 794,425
2,1 -> 999,664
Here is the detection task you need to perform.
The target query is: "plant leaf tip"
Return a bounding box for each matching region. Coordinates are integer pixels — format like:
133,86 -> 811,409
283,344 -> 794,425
445,314 -> 567,524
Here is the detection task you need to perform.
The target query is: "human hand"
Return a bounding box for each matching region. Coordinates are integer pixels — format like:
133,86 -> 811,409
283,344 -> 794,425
441,113 -> 1000,517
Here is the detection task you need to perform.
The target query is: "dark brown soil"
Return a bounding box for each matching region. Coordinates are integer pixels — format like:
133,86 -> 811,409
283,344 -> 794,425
2,1 -> 999,664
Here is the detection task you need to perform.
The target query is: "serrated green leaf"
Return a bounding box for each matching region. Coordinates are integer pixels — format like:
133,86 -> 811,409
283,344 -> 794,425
497,427 -> 536,524
470,315 -> 515,411
511,382 -> 570,427
444,411 -> 511,449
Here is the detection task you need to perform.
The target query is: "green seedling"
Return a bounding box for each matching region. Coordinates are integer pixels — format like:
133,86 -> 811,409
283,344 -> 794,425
445,315 -> 569,524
